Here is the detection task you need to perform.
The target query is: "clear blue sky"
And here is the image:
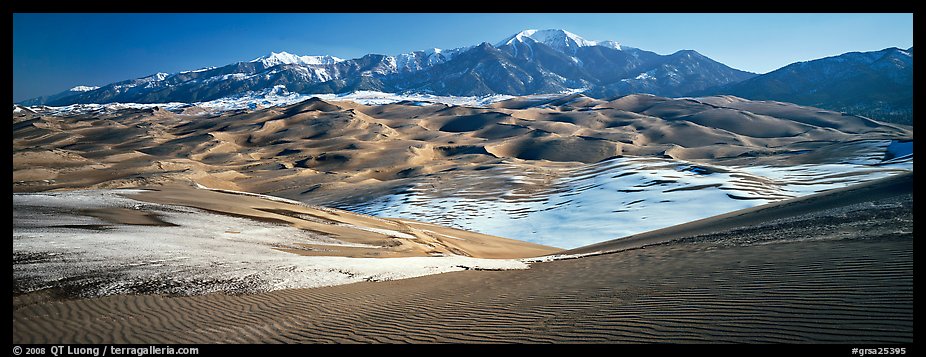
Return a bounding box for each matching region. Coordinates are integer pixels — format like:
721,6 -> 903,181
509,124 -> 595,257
13,13 -> 913,102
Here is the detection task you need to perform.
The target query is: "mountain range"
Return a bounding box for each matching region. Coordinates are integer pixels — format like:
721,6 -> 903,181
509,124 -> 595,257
698,47 -> 913,124
19,29 -> 913,124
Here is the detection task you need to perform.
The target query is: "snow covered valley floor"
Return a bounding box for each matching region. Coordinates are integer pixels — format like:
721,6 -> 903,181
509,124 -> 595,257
321,139 -> 913,249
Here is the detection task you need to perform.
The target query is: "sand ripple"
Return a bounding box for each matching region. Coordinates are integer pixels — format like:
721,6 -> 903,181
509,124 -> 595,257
13,237 -> 911,343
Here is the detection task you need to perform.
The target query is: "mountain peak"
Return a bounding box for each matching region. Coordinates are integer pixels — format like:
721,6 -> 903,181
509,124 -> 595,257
670,49 -> 706,58
251,51 -> 345,68
497,29 -> 621,53
894,47 -> 913,57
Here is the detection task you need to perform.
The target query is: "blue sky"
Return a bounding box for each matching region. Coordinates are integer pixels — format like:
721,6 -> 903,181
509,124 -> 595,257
13,13 -> 913,102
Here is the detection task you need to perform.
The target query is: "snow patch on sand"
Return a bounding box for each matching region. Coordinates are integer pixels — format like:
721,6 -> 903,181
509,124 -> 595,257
13,190 -> 527,297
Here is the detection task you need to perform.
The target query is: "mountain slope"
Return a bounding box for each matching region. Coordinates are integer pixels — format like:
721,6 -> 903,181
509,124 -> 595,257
701,47 -> 913,124
587,49 -> 756,97
19,85 -> 99,106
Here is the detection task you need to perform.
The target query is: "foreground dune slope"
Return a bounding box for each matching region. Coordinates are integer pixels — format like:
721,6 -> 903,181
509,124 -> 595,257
13,173 -> 912,343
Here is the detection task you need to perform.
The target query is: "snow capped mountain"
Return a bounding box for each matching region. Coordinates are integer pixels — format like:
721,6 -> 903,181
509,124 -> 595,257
251,51 -> 344,68
497,29 -> 621,54
21,29 -> 759,107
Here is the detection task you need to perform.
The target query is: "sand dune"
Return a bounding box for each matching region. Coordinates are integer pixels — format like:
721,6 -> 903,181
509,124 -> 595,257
13,172 -> 912,343
14,94 -> 912,249
14,94 -> 910,197
693,95 -> 903,133
486,133 -> 622,163
12,94 -> 914,343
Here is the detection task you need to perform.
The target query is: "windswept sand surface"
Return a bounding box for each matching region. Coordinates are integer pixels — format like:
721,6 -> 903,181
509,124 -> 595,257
12,174 -> 912,343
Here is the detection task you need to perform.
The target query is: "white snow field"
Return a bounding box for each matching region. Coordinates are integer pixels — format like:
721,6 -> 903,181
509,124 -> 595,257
13,189 -> 528,297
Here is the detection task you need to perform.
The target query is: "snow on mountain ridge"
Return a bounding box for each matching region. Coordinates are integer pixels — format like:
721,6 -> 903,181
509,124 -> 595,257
143,73 -> 169,81
596,40 -> 622,50
251,51 -> 345,67
69,86 -> 99,92
21,29 -> 756,107
180,67 -> 218,74
394,46 -> 472,72
498,29 -> 622,53
32,31 -> 619,105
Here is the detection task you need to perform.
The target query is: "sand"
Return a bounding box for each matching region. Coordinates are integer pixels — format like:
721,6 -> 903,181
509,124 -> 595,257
12,173 -> 912,343
12,95 -> 914,343
14,94 -> 911,197
14,95 -> 911,248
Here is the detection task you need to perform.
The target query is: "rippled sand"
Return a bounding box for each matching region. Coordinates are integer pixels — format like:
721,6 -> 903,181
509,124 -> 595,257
12,174 -> 912,343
